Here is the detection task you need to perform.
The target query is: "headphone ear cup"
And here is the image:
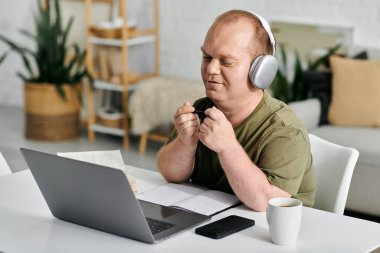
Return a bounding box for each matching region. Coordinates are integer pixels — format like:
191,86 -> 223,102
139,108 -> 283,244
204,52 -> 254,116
249,55 -> 279,89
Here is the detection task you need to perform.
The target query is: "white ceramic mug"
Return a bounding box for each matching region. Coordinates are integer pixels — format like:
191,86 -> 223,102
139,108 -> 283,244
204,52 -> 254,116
266,197 -> 302,246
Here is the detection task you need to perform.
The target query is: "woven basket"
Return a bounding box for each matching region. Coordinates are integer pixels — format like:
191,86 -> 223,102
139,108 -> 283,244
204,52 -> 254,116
96,116 -> 122,128
90,26 -> 137,39
24,83 -> 81,141
91,27 -> 119,39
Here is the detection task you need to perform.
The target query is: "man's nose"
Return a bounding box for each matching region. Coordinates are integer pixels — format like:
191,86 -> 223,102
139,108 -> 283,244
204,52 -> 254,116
207,59 -> 221,75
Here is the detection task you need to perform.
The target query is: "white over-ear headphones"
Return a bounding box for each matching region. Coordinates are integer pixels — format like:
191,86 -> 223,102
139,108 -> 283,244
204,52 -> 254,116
247,11 -> 278,89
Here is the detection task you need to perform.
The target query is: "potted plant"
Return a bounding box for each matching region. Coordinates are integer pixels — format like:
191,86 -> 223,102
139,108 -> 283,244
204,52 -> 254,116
271,44 -> 341,104
0,0 -> 92,140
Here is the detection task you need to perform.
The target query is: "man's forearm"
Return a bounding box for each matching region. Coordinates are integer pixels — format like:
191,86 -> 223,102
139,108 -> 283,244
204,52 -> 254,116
218,142 -> 290,212
156,138 -> 197,183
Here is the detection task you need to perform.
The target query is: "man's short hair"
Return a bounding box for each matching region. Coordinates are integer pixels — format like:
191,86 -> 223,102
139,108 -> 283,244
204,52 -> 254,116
211,10 -> 274,58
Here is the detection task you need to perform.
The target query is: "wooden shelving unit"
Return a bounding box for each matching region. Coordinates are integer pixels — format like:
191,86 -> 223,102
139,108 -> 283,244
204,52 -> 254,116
84,0 -> 160,148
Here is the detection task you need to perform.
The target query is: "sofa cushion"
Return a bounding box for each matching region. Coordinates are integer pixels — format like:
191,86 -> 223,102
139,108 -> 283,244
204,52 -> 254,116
311,126 -> 380,167
328,56 -> 380,127
302,51 -> 368,126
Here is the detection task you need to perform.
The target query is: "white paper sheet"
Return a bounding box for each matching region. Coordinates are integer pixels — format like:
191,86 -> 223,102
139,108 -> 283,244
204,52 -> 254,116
57,150 -> 125,170
57,150 -> 137,193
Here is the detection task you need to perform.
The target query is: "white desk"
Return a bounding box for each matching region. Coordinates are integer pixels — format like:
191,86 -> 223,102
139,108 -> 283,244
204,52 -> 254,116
0,167 -> 379,253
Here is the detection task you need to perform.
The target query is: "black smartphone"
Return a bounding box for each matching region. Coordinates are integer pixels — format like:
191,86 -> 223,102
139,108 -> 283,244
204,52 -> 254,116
195,215 -> 255,239
193,110 -> 206,122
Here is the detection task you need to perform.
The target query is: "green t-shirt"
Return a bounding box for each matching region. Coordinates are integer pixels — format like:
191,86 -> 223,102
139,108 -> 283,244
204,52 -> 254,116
168,91 -> 316,207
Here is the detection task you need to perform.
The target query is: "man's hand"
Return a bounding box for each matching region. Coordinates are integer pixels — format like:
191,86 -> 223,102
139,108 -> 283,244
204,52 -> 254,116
174,102 -> 200,146
198,106 -> 237,153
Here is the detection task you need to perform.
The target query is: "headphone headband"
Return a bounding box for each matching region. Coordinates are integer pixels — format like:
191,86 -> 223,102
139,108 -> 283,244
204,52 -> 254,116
249,11 -> 276,56
246,11 -> 278,89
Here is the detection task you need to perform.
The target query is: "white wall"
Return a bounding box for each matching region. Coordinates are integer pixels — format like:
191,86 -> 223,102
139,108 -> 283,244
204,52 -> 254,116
1,0 -> 380,107
0,0 -> 36,106
159,0 -> 380,80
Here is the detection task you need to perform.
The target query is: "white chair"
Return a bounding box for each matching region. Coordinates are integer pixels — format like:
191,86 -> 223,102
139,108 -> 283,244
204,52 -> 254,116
309,134 -> 359,215
0,152 -> 12,177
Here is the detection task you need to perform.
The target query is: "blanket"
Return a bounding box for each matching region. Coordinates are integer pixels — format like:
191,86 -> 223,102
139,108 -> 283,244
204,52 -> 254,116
128,76 -> 205,135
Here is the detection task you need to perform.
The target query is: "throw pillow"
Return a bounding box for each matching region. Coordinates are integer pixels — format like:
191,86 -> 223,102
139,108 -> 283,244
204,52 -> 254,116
303,51 -> 367,126
328,56 -> 380,127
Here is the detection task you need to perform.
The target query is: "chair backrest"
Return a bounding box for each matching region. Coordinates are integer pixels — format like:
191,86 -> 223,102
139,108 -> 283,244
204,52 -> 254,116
309,134 -> 359,215
0,152 -> 12,177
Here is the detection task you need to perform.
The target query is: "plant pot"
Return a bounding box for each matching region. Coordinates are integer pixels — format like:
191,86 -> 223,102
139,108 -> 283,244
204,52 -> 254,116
24,82 -> 81,141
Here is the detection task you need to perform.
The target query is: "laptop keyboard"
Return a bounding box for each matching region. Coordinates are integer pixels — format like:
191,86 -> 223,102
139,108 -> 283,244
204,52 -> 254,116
146,217 -> 175,235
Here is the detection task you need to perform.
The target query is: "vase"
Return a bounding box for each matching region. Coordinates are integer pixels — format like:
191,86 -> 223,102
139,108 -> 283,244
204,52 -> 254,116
24,82 -> 81,140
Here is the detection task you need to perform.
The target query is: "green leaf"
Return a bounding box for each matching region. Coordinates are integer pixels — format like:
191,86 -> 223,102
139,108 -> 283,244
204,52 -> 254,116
64,44 -> 80,75
19,29 -> 36,41
0,34 -> 35,56
291,50 -> 304,101
0,51 -> 9,64
21,54 -> 35,80
272,71 -> 289,103
75,49 -> 87,75
309,44 -> 341,70
270,45 -> 291,103
16,72 -> 29,82
62,17 -> 74,48
279,45 -> 287,73
55,84 -> 67,101
54,0 -> 62,33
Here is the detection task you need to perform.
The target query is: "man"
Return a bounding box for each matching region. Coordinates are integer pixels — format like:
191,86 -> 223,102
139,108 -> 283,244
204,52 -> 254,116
156,10 -> 316,212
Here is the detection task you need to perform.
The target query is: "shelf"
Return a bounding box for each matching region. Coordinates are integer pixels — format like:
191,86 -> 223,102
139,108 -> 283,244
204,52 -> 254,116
94,80 -> 139,92
91,123 -> 125,136
90,34 -> 155,47
85,0 -> 160,148
65,0 -> 113,2
93,73 -> 159,92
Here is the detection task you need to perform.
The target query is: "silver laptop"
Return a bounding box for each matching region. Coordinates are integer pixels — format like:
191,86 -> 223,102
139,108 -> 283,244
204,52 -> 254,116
20,148 -> 210,244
